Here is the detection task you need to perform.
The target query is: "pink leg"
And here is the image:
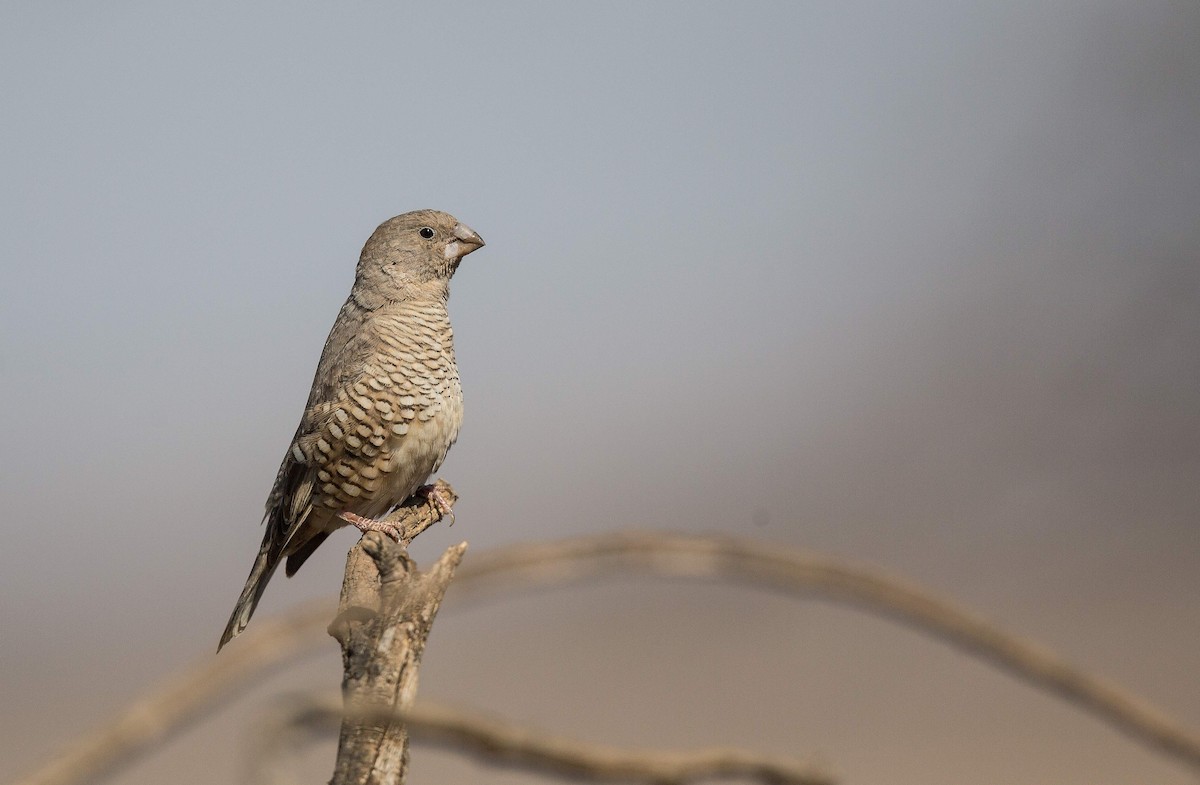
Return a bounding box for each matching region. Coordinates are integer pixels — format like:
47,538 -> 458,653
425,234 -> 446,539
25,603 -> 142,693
339,511 -> 402,541
418,484 -> 456,524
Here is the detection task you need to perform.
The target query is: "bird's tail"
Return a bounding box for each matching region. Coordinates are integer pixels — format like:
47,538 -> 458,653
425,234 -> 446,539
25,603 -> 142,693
218,540 -> 282,651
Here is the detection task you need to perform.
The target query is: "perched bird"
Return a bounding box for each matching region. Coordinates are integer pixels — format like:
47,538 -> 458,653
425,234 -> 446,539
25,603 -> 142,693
219,210 -> 484,650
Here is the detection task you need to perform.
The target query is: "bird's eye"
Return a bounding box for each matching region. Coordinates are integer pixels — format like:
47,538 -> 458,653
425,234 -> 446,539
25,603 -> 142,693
418,227 -> 435,239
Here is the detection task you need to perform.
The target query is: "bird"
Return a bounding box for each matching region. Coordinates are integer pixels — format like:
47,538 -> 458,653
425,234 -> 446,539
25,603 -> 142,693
218,210 -> 484,650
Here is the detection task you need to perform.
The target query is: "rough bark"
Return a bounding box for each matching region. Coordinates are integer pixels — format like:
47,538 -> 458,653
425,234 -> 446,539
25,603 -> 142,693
326,481 -> 465,785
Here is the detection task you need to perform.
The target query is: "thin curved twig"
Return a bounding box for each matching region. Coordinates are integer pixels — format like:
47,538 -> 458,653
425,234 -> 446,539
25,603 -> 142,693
15,531 -> 1200,785
12,604 -> 331,785
455,533 -> 1200,769
254,695 -> 834,785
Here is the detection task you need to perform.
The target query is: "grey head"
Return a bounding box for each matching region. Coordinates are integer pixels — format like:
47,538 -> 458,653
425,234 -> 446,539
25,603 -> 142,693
351,209 -> 485,308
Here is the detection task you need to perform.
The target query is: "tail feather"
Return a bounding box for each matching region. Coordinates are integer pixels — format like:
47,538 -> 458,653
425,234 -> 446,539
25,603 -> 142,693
218,542 -> 282,651
285,530 -> 330,577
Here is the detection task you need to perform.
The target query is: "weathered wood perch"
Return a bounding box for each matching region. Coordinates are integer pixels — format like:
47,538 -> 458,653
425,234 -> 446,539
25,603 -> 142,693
326,479 -> 466,785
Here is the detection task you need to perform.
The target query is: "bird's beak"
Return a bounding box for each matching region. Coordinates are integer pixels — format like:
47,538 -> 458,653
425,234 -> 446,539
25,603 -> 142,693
444,223 -> 485,260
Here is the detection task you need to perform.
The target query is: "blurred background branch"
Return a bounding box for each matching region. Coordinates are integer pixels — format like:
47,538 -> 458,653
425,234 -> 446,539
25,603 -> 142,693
14,532 -> 1200,785
253,695 -> 833,785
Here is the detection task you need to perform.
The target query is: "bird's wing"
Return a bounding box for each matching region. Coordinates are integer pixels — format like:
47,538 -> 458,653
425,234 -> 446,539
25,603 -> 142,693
219,297 -> 380,649
262,296 -> 378,549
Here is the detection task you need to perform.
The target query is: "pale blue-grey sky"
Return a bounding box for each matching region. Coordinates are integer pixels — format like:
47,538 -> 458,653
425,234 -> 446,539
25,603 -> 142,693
2,3 -> 1197,784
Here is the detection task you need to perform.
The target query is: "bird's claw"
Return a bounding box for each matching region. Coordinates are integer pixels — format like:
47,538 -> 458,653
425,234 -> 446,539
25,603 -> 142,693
419,484 -> 455,525
339,511 -> 403,541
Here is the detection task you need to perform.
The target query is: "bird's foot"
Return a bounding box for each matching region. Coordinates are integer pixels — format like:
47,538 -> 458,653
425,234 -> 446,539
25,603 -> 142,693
418,483 -> 456,525
339,511 -> 402,541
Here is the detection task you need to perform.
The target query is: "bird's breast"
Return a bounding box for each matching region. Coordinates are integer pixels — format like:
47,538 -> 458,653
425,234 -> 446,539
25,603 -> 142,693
307,303 -> 463,526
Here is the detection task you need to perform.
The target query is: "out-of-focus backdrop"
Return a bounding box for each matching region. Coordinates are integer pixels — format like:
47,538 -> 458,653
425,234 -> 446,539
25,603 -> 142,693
2,3 -> 1197,784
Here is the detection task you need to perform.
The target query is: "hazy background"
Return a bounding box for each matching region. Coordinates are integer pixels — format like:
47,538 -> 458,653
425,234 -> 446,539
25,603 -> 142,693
2,2 -> 1197,783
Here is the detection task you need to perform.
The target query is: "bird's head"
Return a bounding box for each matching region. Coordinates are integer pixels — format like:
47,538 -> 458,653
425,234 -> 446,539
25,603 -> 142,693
353,209 -> 485,305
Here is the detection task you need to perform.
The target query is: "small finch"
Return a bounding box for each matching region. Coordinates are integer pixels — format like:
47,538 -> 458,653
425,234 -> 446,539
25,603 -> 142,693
219,210 -> 484,650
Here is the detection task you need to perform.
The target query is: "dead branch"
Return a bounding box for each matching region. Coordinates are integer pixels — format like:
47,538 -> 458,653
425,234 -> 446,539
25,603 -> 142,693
253,695 -> 834,785
327,532 -> 466,785
15,531 -> 1200,785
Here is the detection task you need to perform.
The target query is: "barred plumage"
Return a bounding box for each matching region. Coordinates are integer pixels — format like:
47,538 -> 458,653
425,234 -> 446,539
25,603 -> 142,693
219,210 -> 483,650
